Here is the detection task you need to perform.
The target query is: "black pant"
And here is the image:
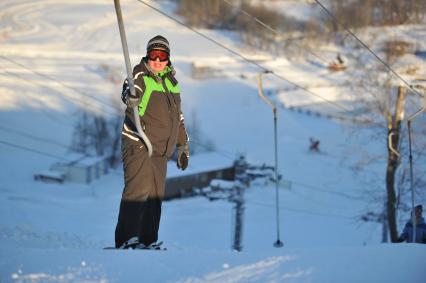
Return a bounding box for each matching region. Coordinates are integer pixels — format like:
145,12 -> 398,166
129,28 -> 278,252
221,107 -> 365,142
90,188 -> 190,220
115,138 -> 167,248
115,198 -> 162,247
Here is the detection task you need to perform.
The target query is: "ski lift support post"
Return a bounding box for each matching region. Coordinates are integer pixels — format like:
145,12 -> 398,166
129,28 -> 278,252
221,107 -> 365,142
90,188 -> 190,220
407,82 -> 426,243
258,71 -> 283,248
113,0 -> 153,156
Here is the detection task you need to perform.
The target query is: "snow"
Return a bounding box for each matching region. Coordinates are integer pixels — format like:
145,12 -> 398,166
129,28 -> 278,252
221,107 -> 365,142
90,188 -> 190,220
0,0 -> 425,282
210,179 -> 235,190
3,245 -> 425,283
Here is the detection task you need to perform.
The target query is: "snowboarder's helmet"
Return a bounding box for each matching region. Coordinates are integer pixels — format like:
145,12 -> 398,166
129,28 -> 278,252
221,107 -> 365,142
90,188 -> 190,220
147,35 -> 170,55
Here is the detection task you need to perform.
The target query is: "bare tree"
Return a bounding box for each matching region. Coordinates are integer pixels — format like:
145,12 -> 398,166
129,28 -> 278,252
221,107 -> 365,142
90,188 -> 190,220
385,86 -> 405,241
70,111 -> 91,155
108,114 -> 123,167
347,57 -> 426,242
70,109 -> 123,167
108,96 -> 124,168
328,0 -> 426,28
186,109 -> 215,155
175,0 -> 299,53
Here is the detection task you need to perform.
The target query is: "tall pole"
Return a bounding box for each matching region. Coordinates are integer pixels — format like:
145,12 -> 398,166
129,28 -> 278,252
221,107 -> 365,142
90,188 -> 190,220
113,0 -> 153,156
232,155 -> 246,252
406,84 -> 426,243
272,106 -> 283,247
407,120 -> 416,243
258,72 -> 283,247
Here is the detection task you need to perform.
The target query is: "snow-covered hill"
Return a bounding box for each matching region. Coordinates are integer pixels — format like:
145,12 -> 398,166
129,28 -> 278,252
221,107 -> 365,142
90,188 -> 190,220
0,1 -> 425,282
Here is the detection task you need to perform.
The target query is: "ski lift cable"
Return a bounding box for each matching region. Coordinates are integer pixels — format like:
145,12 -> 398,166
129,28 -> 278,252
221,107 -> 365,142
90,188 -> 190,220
291,180 -> 363,200
314,0 -> 424,99
0,128 -> 376,203
406,89 -> 426,242
135,0 -> 373,123
0,125 -> 70,149
189,140 -> 236,160
221,0 -> 331,65
0,56 -> 123,114
0,68 -> 98,125
136,0 -> 269,72
0,57 -> 238,160
0,121 -> 372,202
0,139 -> 69,161
195,143 -> 369,200
285,187 -> 356,209
247,200 -> 354,219
0,120 -> 234,169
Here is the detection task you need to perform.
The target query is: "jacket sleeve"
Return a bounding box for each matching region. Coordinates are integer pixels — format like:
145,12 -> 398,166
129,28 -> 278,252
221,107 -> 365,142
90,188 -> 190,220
174,87 -> 189,147
420,223 -> 426,244
176,104 -> 189,147
165,68 -> 188,147
398,223 -> 409,242
131,64 -> 146,98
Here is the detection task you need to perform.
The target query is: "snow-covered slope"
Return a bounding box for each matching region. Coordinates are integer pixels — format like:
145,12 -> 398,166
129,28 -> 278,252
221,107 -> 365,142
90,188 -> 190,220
0,1 -> 425,282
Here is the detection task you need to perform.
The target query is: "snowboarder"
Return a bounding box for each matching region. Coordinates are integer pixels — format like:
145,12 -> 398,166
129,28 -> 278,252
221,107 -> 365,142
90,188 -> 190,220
115,35 -> 189,249
309,137 -> 320,152
336,53 -> 344,65
328,53 -> 346,71
397,205 -> 426,244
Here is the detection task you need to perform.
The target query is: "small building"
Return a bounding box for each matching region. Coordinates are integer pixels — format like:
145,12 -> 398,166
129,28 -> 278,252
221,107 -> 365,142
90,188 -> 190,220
190,62 -> 224,80
35,154 -> 110,184
165,152 -> 236,200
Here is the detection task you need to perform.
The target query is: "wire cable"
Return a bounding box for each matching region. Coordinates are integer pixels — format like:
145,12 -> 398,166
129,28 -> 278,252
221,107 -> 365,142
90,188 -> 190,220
190,140 -> 236,160
247,200 -> 354,219
0,125 -> 70,149
0,69 -> 83,127
135,0 -> 374,123
222,0 -> 330,65
137,0 -> 269,72
0,56 -> 123,113
0,125 -> 372,206
0,139 -> 68,161
291,180 -> 364,200
314,0 -> 424,98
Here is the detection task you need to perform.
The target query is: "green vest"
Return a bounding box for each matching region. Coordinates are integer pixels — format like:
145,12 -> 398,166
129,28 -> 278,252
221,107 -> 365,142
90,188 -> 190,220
138,67 -> 180,117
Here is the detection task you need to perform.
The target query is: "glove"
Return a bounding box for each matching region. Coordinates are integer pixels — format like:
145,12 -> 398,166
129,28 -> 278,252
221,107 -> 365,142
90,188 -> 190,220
121,79 -> 140,107
177,143 -> 189,170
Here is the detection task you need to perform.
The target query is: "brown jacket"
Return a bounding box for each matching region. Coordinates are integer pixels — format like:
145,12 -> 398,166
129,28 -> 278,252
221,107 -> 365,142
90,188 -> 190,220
122,58 -> 188,158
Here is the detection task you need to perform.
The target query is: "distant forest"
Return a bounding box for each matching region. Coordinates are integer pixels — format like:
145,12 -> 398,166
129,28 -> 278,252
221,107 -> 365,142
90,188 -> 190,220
174,0 -> 426,49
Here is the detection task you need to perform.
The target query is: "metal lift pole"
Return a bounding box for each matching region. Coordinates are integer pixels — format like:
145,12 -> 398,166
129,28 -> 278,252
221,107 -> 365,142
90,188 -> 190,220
407,84 -> 426,243
113,0 -> 153,156
258,72 -> 283,248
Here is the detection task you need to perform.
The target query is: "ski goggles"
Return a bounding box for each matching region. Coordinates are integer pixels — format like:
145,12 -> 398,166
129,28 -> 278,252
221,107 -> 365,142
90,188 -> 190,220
147,49 -> 169,62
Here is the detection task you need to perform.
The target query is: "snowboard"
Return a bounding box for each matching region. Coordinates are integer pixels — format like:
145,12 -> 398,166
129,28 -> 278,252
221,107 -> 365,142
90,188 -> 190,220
104,240 -> 166,250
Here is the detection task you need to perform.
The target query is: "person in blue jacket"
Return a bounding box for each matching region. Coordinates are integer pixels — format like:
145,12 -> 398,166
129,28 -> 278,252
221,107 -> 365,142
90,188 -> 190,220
397,205 -> 426,243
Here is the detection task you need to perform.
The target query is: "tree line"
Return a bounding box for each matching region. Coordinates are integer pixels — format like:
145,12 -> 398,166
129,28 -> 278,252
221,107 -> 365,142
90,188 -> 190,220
328,0 -> 426,30
175,0 -> 426,51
